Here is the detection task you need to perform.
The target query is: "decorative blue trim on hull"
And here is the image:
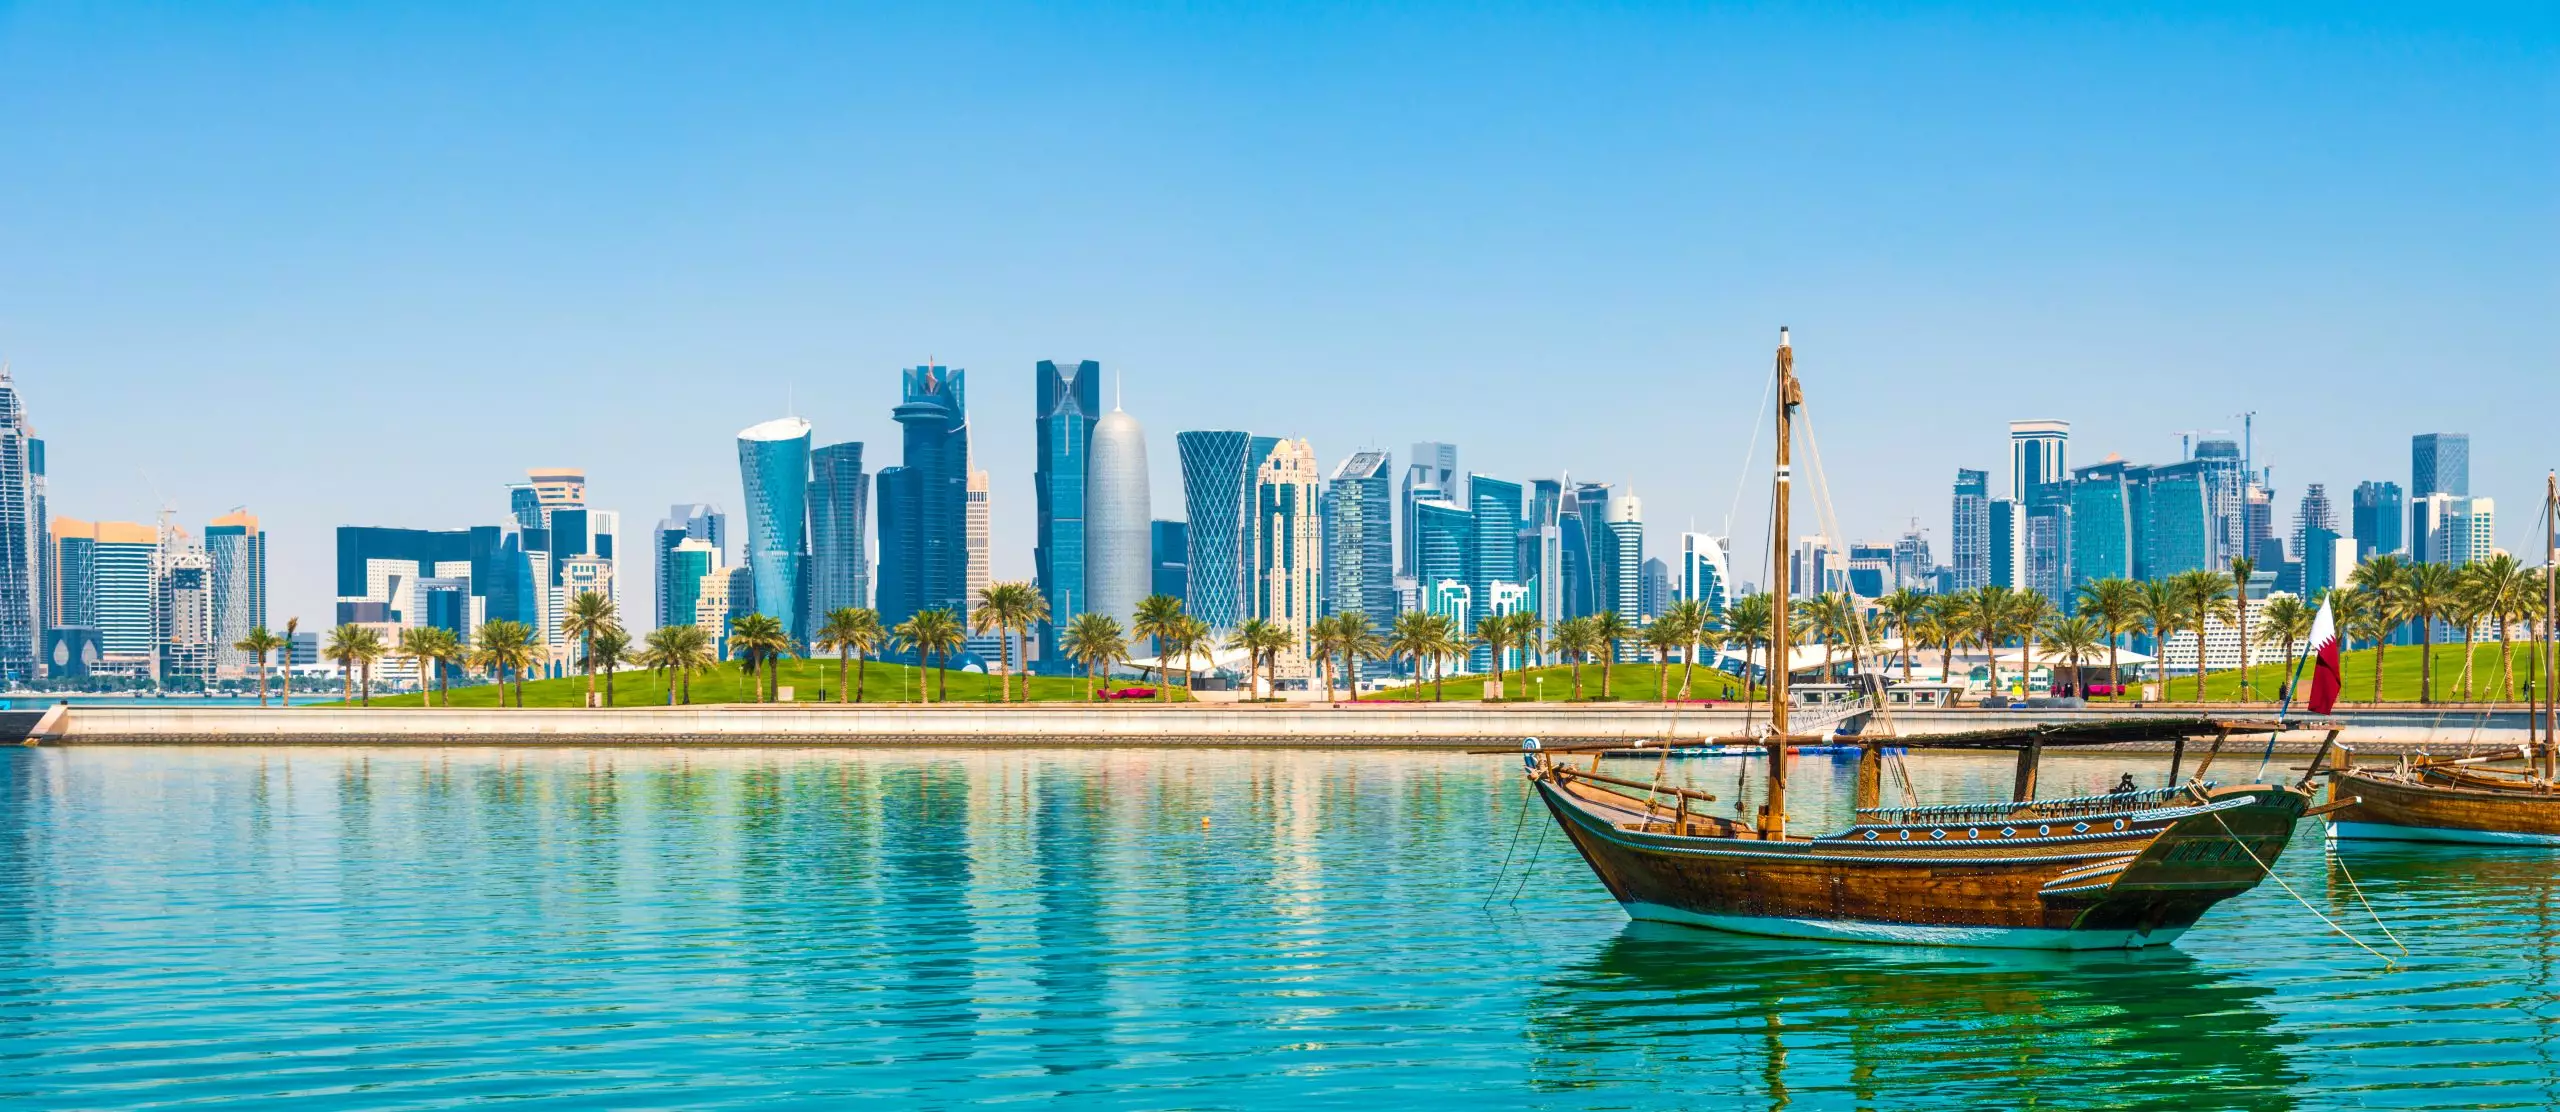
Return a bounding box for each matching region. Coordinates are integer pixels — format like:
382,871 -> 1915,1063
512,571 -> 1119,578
2328,820 -> 2560,847
1621,901 -> 2188,951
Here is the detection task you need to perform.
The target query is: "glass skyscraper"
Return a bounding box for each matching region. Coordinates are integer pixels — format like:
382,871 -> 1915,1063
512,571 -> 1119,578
1150,520 -> 1188,605
2352,481 -> 2404,559
1605,495 -> 1644,655
875,366 -> 969,640
737,417 -> 813,644
1467,475 -> 1523,668
1254,440 -> 1323,673
1086,404 -> 1152,631
0,366 -> 38,681
2008,419 -> 2069,502
1412,498 -> 1473,630
1034,359 -> 1103,663
1401,442 -> 1458,577
2412,433 -> 2469,498
809,441 -> 870,620
1950,469 -> 1990,591
204,511 -> 266,677
1322,450 -> 1395,629
653,504 -> 725,631
1176,430 -> 1257,630
2068,461 -> 2133,589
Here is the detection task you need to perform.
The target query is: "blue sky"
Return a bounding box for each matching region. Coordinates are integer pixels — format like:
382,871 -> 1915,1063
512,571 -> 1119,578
3,2 -> 2552,628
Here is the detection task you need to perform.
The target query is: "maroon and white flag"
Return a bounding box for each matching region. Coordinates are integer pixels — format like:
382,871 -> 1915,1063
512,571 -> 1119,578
2305,596 -> 2343,716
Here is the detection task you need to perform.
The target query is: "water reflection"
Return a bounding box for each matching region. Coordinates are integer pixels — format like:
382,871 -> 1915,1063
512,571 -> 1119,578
1531,924 -> 2303,1110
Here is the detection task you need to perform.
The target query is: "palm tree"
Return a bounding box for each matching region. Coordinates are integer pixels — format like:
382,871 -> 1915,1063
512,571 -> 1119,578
640,623 -> 713,705
1587,611 -> 1632,700
2134,579 -> 2184,702
586,626 -> 631,707
1723,595 -> 1772,711
2009,591 -> 2057,697
814,606 -> 884,704
2336,589 -> 2397,704
1132,595 -> 1188,688
1423,613 -> 1465,702
1550,616 -> 1599,700
2228,556 -> 2258,702
468,619 -> 542,707
2350,554 -> 2413,703
1336,612 -> 1386,701
325,623 -> 385,706
2258,594 -> 2314,702
727,613 -> 792,703
1164,615 -> 1213,700
1930,592 -> 1973,687
1060,612 -> 1128,701
2450,562 -> 2495,701
2402,561 -> 2462,704
2480,554 -> 2535,701
2076,578 -> 2142,702
1874,588 -> 1930,684
894,608 -> 967,703
2039,614 -> 2107,695
971,581 -> 1047,703
233,626 -> 286,707
2174,569 -> 2236,704
1640,617 -> 1686,703
1968,587 -> 2017,694
1473,615 -> 1517,700
1506,611 -> 1545,688
1388,611 -> 1439,702
279,617 -> 301,707
1659,599 -> 1715,699
1306,615 -> 1348,704
561,591 -> 618,709
396,625 -> 448,705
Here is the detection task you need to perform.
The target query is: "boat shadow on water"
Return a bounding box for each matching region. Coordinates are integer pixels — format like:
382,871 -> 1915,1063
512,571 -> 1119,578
1521,923 -> 2307,1111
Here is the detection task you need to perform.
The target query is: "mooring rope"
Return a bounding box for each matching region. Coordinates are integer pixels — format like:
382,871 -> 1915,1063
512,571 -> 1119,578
2210,808 -> 2397,968
1483,783 -> 1537,910
1507,822 -> 1551,905
2327,843 -> 2409,956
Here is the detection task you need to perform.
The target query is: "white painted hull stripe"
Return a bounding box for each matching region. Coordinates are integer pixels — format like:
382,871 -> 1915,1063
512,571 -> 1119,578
1621,901 -> 2187,951
2328,820 -> 2560,847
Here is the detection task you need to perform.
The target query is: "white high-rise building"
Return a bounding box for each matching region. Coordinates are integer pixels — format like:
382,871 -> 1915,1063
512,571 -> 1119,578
1679,533 -> 1731,614
2450,498 -> 2497,567
1256,439 -> 1323,678
1085,404 -> 1151,630
965,469 -> 990,617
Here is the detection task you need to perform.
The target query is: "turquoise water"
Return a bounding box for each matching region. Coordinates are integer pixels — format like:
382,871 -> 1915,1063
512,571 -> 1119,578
1,746 -> 2551,1109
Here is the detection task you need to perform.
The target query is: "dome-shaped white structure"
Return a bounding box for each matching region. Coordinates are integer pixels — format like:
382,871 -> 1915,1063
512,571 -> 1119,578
1086,407 -> 1152,628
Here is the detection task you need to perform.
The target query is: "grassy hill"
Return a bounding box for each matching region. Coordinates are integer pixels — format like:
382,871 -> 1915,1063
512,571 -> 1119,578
1364,662 -> 1749,703
333,658 -> 1196,708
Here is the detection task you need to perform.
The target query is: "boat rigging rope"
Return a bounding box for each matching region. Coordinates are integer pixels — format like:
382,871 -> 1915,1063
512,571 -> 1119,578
1722,356 -> 1777,547
1482,783 -> 1538,910
1506,822 -> 1551,906
2210,809 -> 2398,968
2326,845 -> 2409,956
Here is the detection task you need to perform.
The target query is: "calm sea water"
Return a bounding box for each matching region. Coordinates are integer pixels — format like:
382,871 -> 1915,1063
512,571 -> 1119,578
2,745 -> 2552,1110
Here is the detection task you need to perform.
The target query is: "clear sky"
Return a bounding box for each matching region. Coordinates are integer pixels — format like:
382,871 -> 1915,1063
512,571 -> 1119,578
4,2 -> 2552,630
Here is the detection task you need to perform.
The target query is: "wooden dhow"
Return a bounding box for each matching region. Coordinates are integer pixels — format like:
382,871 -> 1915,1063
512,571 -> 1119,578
1523,330 -> 2322,950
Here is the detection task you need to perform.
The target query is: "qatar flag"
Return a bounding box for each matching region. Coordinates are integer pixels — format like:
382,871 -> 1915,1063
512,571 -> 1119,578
2305,597 -> 2344,715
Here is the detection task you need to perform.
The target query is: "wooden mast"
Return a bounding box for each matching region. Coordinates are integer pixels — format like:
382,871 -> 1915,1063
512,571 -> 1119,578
2545,471 -> 2556,780
1762,328 -> 1801,839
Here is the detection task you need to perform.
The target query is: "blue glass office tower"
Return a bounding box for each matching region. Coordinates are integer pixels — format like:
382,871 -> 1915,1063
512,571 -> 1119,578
875,366 -> 969,642
1467,475 -> 1523,668
2352,481 -> 2404,559
1322,450 -> 1396,628
1563,482 -> 1612,619
1176,431 -> 1257,629
1151,520 -> 1189,604
1413,498 -> 1474,631
809,442 -> 869,619
737,417 -> 813,644
1951,469 -> 1991,591
2069,461 -> 2134,589
1035,360 -> 1103,667
653,504 -> 725,630
2412,433 -> 2469,498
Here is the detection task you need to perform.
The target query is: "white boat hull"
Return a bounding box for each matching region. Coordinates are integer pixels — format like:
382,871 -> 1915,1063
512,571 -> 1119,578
1622,900 -> 2190,951
2327,820 -> 2560,847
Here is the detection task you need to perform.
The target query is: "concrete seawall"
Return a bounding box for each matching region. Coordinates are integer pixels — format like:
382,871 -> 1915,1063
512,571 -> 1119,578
32,703 -> 2536,751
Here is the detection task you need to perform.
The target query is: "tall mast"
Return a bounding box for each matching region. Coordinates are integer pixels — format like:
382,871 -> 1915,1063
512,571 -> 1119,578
1762,328 -> 1800,840
2545,472 -> 2555,780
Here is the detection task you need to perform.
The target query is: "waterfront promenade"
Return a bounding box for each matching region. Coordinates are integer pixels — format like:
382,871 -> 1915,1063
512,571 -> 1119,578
23,701 -> 2535,750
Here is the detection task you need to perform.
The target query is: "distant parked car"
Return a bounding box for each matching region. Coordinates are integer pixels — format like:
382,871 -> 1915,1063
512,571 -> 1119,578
1104,687 -> 1159,701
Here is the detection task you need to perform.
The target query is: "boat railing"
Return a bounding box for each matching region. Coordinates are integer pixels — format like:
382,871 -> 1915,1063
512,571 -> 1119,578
1854,783 -> 2212,825
1792,695 -> 1874,737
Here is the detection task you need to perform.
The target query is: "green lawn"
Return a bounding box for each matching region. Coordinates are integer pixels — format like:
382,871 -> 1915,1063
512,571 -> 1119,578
1364,662 -> 1749,703
334,658 -> 1198,708
2112,641 -> 2554,705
